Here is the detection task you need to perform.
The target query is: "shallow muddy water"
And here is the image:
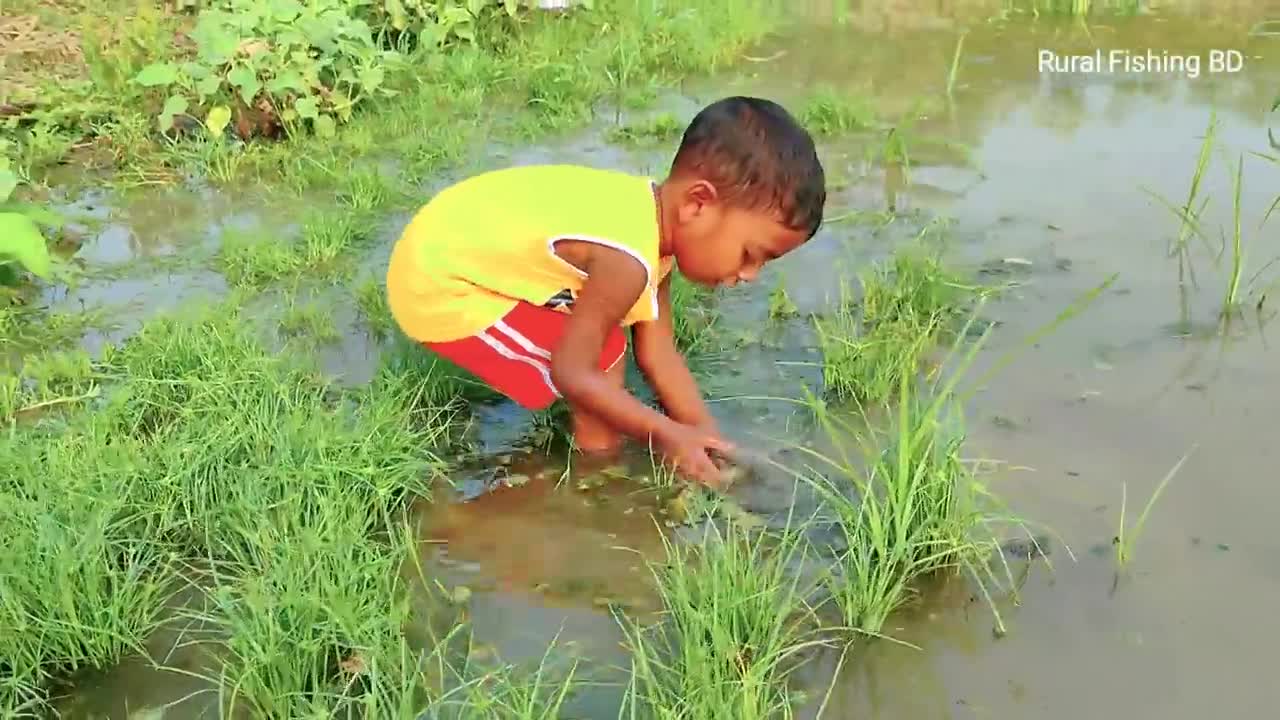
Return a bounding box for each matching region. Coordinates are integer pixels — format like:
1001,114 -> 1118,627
40,1 -> 1280,717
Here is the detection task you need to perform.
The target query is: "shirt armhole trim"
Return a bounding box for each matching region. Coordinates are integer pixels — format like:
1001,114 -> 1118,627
547,235 -> 659,320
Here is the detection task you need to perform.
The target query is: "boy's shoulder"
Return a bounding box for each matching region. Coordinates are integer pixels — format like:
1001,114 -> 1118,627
438,164 -> 650,200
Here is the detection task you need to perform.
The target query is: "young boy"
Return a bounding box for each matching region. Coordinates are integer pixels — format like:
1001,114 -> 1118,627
386,96 -> 825,487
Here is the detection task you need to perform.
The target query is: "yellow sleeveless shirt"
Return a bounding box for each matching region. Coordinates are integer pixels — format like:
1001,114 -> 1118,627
386,165 -> 675,343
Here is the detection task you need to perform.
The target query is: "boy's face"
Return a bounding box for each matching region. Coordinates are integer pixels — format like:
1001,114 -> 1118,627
670,181 -> 809,287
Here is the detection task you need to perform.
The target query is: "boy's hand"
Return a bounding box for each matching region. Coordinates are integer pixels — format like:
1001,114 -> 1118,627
657,423 -> 735,488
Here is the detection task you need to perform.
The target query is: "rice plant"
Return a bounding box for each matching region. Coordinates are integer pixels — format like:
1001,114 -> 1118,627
1114,447 -> 1195,570
617,516 -> 830,720
814,247 -> 977,407
1142,111 -> 1217,299
798,337 -> 1019,636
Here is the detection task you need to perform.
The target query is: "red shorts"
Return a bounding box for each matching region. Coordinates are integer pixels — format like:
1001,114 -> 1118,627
423,301 -> 626,411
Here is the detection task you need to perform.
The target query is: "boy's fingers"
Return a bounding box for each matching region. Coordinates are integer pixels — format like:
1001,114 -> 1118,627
705,435 -> 735,452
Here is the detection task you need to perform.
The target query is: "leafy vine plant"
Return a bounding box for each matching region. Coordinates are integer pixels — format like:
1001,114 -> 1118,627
0,142 -> 66,292
129,0 -> 537,141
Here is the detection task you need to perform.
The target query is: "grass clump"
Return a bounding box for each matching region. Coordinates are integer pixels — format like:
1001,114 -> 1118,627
606,112 -> 685,146
798,87 -> 877,136
0,300 -> 468,713
354,276 -> 396,340
0,430 -> 175,716
668,270 -> 719,356
768,278 -> 799,320
619,517 -> 828,719
218,212 -> 372,287
814,247 -> 976,407
279,300 -> 341,344
802,319 -> 1023,637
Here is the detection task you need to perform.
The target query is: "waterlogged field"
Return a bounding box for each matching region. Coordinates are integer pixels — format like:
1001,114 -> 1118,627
3,0 -> 1279,718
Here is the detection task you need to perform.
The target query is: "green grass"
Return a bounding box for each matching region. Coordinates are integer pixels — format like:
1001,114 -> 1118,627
0,302 -> 461,713
279,299 -> 341,344
669,270 -> 720,356
606,113 -> 685,146
798,87 -> 878,137
767,278 -> 799,320
0,304 -> 106,354
0,301 -> 587,714
6,0 -> 778,196
799,309 -> 1028,637
1005,0 -> 1143,15
354,277 -> 397,340
814,246 -> 978,407
618,515 -> 830,720
1143,111 -> 1217,295
218,212 -> 374,287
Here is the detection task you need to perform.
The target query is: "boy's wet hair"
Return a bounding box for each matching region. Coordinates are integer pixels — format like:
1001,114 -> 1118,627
670,96 -> 826,239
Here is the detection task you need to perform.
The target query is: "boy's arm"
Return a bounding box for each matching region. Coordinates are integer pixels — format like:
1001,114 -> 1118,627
632,273 -> 719,433
549,249 -> 685,445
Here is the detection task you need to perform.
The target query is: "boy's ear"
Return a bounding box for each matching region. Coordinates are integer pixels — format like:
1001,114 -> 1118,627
680,180 -> 719,220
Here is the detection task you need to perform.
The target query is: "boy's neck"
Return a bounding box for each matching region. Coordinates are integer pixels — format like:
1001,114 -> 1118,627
654,180 -> 677,257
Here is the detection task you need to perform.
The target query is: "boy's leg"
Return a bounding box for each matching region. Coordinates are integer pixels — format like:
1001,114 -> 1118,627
423,302 -> 629,444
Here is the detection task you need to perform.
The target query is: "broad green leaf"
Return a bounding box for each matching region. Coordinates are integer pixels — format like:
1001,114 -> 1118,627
195,75 -> 221,101
3,202 -> 65,231
466,0 -> 486,16
358,66 -> 385,93
184,61 -> 212,80
294,96 -> 319,120
227,65 -> 262,105
159,95 -> 189,133
206,105 -> 232,137
443,6 -> 472,23
266,70 -> 306,94
314,114 -> 336,138
134,63 -> 178,87
270,0 -> 303,21
193,23 -> 239,65
387,0 -> 409,30
0,213 -> 53,280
